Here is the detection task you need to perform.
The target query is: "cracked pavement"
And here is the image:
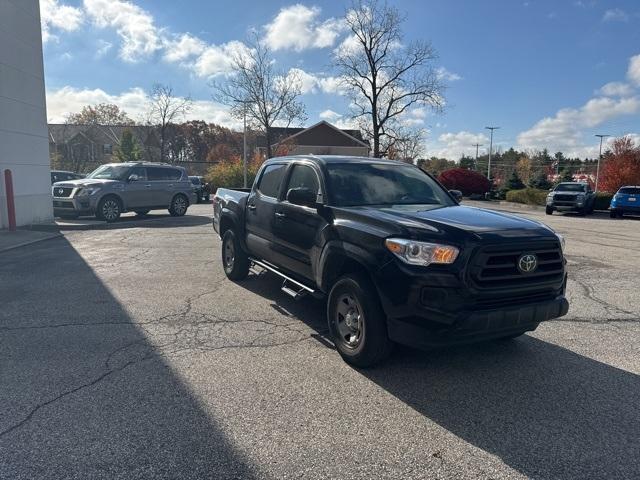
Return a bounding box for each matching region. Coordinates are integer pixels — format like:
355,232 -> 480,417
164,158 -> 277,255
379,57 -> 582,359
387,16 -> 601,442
1,204 -> 639,479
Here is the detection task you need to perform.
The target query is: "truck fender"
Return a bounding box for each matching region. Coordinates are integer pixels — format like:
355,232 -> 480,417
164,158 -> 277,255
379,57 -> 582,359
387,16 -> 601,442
316,240 -> 381,292
219,208 -> 248,251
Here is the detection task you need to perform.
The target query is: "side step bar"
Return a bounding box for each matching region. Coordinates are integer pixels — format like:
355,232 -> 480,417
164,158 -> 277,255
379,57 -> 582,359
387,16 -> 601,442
249,257 -> 316,299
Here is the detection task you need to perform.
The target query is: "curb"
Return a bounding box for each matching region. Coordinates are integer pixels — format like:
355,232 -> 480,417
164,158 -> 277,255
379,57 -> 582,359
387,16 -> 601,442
0,232 -> 61,253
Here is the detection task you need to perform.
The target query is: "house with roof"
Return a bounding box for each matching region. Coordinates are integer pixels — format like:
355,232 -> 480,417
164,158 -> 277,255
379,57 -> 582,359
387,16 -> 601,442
256,121 -> 369,158
48,124 -> 161,173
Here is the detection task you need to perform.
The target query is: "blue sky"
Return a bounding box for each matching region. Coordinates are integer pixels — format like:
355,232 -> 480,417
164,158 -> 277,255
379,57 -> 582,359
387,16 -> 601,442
41,0 -> 640,159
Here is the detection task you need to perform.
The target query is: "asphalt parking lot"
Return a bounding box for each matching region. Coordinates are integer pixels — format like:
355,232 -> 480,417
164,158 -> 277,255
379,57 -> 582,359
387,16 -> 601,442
1,203 -> 639,479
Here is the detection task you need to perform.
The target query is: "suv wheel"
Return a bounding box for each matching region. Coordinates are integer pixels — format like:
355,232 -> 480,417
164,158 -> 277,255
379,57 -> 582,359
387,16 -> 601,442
545,206 -> 553,215
327,273 -> 393,367
169,194 -> 188,217
221,230 -> 249,280
97,196 -> 121,222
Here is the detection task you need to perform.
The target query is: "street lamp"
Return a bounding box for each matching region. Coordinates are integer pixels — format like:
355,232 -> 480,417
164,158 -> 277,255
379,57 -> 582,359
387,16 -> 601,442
594,134 -> 610,193
235,100 -> 252,188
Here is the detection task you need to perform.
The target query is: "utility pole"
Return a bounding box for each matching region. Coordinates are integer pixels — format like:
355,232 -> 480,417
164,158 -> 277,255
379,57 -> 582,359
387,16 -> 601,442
595,134 -> 610,192
243,107 -> 247,188
485,127 -> 500,179
472,143 -> 483,170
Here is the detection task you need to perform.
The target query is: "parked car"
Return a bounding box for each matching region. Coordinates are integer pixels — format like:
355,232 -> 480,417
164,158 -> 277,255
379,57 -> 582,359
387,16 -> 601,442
546,182 -> 595,215
213,156 -> 568,367
189,176 -> 211,203
610,186 -> 640,218
51,170 -> 84,184
52,162 -> 196,222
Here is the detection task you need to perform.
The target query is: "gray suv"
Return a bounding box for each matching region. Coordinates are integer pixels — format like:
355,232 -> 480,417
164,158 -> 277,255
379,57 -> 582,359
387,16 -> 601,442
546,182 -> 596,215
52,162 -> 196,222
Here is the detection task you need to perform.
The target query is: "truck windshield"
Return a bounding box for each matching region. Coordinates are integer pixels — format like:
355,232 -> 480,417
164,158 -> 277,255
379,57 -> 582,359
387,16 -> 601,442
87,165 -> 130,180
326,163 -> 455,207
555,183 -> 586,192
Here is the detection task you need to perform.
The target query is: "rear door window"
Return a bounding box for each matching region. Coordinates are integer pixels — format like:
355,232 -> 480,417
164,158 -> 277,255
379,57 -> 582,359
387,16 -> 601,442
130,167 -> 147,180
257,164 -> 287,198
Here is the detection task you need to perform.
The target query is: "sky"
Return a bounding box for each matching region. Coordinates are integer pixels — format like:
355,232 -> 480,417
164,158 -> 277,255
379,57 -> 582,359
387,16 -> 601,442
40,0 -> 640,160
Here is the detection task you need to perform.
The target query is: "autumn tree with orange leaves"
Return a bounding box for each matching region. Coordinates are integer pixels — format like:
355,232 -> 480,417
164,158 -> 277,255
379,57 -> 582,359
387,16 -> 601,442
599,136 -> 640,192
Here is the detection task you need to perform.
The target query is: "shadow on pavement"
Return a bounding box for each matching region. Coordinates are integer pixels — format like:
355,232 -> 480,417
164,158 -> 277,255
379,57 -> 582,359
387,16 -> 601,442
52,213 -> 212,231
237,271 -> 640,479
0,237 -> 258,479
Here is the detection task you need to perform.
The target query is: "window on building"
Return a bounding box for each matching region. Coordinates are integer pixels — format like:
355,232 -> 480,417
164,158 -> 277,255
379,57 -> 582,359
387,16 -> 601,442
103,144 -> 113,155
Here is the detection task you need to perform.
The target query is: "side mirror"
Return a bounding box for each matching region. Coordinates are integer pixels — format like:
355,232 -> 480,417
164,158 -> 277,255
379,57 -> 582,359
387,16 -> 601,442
449,189 -> 463,202
128,174 -> 139,182
287,187 -> 318,208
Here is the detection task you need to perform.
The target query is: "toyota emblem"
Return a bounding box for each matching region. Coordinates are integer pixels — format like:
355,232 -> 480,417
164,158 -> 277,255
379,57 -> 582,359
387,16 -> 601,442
517,254 -> 538,273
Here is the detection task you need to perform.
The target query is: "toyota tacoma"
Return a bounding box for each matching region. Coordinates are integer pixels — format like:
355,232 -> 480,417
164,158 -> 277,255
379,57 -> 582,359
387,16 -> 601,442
213,156 -> 569,367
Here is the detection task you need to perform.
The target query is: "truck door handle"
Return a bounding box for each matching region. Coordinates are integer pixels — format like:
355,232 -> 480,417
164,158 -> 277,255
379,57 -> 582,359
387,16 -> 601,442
274,212 -> 286,218
145,184 -> 151,188
247,204 -> 257,211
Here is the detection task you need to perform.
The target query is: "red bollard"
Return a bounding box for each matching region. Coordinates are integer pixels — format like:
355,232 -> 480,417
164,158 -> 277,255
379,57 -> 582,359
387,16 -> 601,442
4,169 -> 16,231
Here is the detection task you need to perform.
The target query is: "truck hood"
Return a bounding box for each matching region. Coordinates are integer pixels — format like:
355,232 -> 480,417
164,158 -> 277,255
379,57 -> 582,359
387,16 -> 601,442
53,178 -> 119,188
339,205 -> 556,241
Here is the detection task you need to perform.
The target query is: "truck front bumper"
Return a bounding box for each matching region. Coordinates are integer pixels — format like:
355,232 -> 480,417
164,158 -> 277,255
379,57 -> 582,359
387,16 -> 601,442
386,295 -> 569,349
53,197 -> 96,217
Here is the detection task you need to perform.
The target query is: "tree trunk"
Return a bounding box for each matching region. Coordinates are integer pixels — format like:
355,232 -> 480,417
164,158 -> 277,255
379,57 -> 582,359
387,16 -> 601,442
265,128 -> 272,159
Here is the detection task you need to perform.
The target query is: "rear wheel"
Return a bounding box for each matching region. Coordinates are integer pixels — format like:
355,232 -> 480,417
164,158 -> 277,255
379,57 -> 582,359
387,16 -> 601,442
327,273 -> 393,368
96,196 -> 121,222
545,206 -> 553,215
610,210 -> 619,218
169,194 -> 188,217
221,230 -> 249,280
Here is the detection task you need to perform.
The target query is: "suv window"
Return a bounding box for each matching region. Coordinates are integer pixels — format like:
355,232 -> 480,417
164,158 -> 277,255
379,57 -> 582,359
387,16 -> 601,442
286,165 -> 320,194
148,167 -> 182,181
130,167 -> 147,181
257,164 -> 287,198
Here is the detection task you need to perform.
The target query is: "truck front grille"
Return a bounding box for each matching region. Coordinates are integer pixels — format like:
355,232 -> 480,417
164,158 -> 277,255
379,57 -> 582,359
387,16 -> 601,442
53,187 -> 74,198
554,194 -> 575,202
470,240 -> 564,290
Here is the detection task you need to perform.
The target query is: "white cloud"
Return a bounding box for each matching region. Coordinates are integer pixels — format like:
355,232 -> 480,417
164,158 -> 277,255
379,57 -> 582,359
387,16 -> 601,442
597,81 -> 634,97
264,4 -> 344,51
95,39 -> 113,58
288,68 -> 321,94
436,67 -> 462,82
628,55 -> 640,86
163,33 -> 206,63
40,0 -> 83,43
603,8 -> 629,22
193,41 -> 252,78
83,0 -> 161,62
426,131 -> 489,159
517,96 -> 640,155
46,86 -> 238,128
319,109 -> 342,121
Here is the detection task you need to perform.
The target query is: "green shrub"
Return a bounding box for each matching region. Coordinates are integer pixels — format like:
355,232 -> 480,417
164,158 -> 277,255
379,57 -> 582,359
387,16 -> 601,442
594,192 -> 613,210
205,158 -> 261,191
505,188 -> 549,206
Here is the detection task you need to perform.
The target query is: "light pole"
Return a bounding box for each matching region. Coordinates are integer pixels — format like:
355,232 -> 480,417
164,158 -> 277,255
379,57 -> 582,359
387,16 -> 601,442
472,143 -> 483,170
485,126 -> 500,179
594,134 -> 610,192
243,107 -> 247,188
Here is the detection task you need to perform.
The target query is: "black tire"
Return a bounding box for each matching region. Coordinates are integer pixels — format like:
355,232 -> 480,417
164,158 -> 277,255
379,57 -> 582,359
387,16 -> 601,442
327,273 -> 393,368
610,210 -> 618,218
169,194 -> 188,217
135,209 -> 150,217
96,196 -> 122,223
221,230 -> 250,281
545,206 -> 553,215
497,330 -> 528,341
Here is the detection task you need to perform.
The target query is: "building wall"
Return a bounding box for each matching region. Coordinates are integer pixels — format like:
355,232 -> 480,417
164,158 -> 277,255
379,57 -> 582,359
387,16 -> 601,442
0,0 -> 53,228
289,145 -> 370,157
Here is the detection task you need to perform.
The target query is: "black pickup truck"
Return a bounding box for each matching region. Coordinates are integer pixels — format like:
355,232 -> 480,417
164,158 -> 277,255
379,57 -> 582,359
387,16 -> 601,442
213,156 -> 568,367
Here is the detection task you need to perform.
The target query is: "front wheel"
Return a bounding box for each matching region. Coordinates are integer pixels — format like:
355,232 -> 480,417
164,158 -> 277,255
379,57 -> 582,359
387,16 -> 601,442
327,273 -> 393,368
221,230 -> 249,280
96,196 -> 121,223
169,194 -> 188,217
545,206 -> 553,215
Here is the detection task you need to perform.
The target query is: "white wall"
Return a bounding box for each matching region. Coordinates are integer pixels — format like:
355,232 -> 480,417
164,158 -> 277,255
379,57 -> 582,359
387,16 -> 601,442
0,0 -> 53,228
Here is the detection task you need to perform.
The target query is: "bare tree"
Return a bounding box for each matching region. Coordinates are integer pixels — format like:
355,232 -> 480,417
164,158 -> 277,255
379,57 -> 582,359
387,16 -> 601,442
213,34 -> 306,159
147,84 -> 192,162
334,0 -> 444,157
388,127 -> 426,163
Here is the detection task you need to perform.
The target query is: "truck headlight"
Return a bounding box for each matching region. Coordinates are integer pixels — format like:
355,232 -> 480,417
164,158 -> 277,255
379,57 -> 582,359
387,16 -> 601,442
385,239 -> 459,266
556,233 -> 565,252
76,187 -> 100,197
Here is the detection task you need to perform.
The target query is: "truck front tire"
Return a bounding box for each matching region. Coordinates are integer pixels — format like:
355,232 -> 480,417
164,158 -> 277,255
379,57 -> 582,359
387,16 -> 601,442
222,230 -> 249,281
545,206 -> 553,215
327,273 -> 393,368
